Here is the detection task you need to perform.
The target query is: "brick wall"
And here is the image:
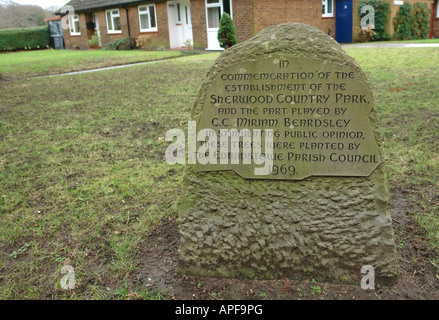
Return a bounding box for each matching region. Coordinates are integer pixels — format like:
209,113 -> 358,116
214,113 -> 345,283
434,1 -> 439,37
253,0 -> 336,39
352,0 -> 360,42
63,0 -> 438,50
190,0 -> 336,49
232,0 -> 254,43
252,0 -> 286,34
63,13 -> 89,48
285,0 -> 335,37
63,1 -> 169,48
126,2 -> 170,45
190,0 -> 207,48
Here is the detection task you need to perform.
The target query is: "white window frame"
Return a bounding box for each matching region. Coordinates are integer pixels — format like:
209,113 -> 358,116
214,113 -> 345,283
322,0 -> 334,18
69,14 -> 81,35
138,4 -> 158,32
205,0 -> 233,30
106,8 -> 122,34
437,1 -> 439,18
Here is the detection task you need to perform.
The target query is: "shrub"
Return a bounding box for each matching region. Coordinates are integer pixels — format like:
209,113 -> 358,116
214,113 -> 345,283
103,37 -> 136,50
0,25 -> 50,51
358,0 -> 391,41
136,34 -> 152,50
88,33 -> 100,48
217,12 -> 237,49
393,3 -> 412,40
358,27 -> 376,42
394,2 -> 430,40
412,3 -> 430,39
183,38 -> 193,50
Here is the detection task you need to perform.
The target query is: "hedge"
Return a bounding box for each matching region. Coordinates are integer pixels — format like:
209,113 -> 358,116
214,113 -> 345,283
394,2 -> 431,40
0,25 -> 50,51
358,0 -> 391,41
102,37 -> 136,50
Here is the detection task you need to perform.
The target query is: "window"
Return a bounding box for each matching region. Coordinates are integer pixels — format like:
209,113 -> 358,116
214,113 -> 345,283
138,4 -> 157,32
177,3 -> 181,23
206,0 -> 232,29
106,9 -> 121,33
322,0 -> 334,18
206,0 -> 221,29
437,1 -> 439,18
69,14 -> 80,35
207,7 -> 220,28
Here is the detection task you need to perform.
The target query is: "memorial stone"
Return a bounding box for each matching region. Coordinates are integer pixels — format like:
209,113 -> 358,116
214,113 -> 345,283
177,23 -> 398,284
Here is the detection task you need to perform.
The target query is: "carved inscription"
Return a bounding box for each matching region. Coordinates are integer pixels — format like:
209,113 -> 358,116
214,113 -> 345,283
195,55 -> 381,180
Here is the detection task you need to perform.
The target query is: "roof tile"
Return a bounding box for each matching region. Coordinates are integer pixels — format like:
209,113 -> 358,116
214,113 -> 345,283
62,0 -> 165,13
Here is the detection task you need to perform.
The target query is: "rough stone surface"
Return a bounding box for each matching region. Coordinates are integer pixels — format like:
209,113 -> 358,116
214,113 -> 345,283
177,23 -> 398,284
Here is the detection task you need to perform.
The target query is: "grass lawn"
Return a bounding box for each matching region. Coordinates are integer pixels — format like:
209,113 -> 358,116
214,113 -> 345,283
352,39 -> 439,44
0,49 -> 185,79
0,47 -> 437,299
344,46 -> 439,248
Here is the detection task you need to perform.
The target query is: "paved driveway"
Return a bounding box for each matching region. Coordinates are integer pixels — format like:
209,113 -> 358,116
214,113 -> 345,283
342,43 -> 439,48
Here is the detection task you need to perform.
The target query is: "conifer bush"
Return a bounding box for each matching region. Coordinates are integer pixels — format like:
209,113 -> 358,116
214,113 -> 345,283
217,12 -> 237,49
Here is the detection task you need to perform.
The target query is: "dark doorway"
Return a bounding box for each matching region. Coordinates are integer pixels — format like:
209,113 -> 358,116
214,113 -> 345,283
223,0 -> 231,16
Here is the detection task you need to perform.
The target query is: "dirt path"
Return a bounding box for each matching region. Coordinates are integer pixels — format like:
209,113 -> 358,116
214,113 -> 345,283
132,187 -> 439,300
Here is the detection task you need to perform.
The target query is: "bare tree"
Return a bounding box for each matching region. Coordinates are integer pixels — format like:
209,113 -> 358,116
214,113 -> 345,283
0,2 -> 54,29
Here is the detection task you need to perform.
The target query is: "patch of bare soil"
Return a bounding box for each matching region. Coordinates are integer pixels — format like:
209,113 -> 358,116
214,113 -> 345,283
0,75 -> 17,83
133,187 -> 439,300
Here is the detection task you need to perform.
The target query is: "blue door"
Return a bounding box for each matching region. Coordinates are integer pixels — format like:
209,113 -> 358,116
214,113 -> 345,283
335,0 -> 353,43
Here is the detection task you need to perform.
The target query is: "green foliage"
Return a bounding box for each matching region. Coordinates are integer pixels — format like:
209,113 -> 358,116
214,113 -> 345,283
394,2 -> 431,40
394,3 -> 412,39
88,33 -> 100,48
217,12 -> 237,49
0,26 -> 50,51
412,3 -> 431,39
103,37 -> 136,50
358,0 -> 391,41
